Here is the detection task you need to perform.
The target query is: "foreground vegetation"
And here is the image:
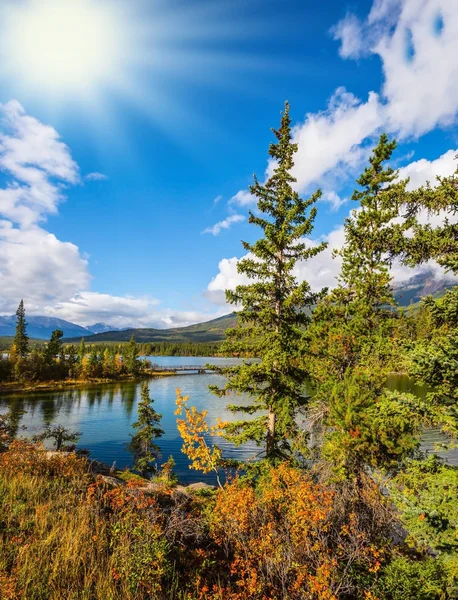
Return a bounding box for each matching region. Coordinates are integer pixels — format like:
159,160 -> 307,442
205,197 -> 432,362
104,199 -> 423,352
1,105 -> 458,598
4,439 -> 454,600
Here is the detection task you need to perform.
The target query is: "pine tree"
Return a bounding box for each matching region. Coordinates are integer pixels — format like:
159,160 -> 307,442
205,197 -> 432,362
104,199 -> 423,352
401,160 -> 458,273
78,338 -> 86,363
307,134 -> 411,385
124,335 -> 139,377
210,102 -> 326,460
307,135 -> 428,478
395,163 -> 458,439
33,424 -> 81,452
129,382 -> 164,475
44,329 -> 63,365
13,300 -> 29,358
337,133 -> 412,337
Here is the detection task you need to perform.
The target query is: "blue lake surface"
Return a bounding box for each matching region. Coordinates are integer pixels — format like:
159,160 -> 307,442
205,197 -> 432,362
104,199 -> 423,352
0,356 -> 260,484
0,358 -> 455,484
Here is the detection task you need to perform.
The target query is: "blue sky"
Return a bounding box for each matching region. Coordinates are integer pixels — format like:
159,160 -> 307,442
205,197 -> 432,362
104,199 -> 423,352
0,0 -> 457,327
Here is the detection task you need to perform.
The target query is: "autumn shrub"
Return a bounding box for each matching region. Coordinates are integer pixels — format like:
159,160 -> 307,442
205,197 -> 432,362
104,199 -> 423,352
1,441 -> 445,600
206,462 -> 390,600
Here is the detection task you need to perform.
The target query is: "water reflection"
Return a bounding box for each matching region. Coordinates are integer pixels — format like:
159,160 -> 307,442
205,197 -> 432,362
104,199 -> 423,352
1,360 -> 456,484
0,357 -> 259,484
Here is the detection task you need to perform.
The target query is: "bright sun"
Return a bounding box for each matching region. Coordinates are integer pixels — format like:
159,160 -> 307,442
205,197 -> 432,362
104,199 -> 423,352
4,0 -> 121,91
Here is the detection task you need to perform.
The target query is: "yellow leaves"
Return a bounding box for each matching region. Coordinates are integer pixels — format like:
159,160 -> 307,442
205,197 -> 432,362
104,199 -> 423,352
175,389 -> 226,487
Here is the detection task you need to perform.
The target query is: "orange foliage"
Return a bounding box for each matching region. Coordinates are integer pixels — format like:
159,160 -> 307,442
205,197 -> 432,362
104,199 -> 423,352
0,439 -> 89,480
209,463 -> 337,599
205,463 -> 386,600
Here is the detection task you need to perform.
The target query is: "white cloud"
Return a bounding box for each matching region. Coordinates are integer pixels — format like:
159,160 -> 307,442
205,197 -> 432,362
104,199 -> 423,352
229,190 -> 256,207
399,148 -> 458,190
0,101 -> 90,315
46,291 -> 226,329
321,191 -> 348,211
331,13 -> 365,59
0,101 -> 228,330
0,222 -> 90,315
288,87 -> 381,194
213,194 -> 223,205
0,100 -> 79,227
203,213 -> 245,236
380,1 -> 458,136
206,256 -> 251,305
85,172 -> 108,181
333,0 -> 458,138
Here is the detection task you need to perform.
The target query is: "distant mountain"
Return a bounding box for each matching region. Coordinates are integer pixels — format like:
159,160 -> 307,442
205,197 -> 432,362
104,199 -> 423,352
64,313 -> 238,344
393,271 -> 456,306
87,322 -> 121,334
1,273 -> 455,345
0,315 -> 92,340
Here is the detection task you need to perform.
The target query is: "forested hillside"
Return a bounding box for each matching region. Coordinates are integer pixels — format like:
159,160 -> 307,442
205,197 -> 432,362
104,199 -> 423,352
64,313 -> 238,343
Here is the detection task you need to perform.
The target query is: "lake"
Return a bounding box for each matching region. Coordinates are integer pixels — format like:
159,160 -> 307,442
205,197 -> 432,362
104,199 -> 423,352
0,357 -> 455,484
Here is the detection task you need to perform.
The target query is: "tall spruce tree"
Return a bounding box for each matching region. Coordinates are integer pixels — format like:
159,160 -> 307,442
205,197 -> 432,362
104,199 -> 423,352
337,134 -> 412,333
210,102 -> 326,460
44,329 -> 63,365
307,135 -> 431,478
395,161 -> 458,438
308,134 -> 412,384
13,300 -> 29,358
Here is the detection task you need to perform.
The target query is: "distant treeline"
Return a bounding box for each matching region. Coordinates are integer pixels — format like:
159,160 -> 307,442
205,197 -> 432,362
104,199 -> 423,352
84,340 -> 222,357
0,337 -> 222,357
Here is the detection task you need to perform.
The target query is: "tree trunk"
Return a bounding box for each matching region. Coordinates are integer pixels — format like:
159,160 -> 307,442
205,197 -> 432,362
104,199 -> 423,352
266,409 -> 276,458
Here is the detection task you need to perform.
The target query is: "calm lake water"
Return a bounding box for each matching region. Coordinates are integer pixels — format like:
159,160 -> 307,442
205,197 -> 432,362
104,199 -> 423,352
0,357 -> 455,484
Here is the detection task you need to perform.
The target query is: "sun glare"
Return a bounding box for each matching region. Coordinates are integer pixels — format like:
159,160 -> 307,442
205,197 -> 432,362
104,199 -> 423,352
0,0 -> 271,143
4,0 -> 120,91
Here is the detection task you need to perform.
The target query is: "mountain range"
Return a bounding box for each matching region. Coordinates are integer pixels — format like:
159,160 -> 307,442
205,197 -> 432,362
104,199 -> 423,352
1,271 -> 456,344
64,313 -> 238,344
0,316 -> 120,340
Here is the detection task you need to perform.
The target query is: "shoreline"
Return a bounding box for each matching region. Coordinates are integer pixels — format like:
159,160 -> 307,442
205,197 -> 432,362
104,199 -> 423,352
0,371 -> 180,395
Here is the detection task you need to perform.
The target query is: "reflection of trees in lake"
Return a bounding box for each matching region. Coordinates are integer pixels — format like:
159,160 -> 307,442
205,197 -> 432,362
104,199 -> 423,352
0,383 -> 135,438
120,383 -> 138,418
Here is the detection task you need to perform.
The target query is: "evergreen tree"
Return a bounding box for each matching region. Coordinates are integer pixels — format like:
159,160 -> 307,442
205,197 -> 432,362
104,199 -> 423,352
307,135 -> 429,478
401,160 -> 458,273
210,102 -> 326,460
13,300 -> 29,358
124,335 -> 140,377
102,347 -> 114,378
88,347 -> 100,378
44,329 -> 63,365
78,338 -> 86,363
66,345 -> 78,378
129,382 -> 164,475
394,163 -> 458,439
307,135 -> 411,385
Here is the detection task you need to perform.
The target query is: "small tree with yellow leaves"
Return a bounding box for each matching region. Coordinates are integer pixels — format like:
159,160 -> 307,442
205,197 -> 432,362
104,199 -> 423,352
175,388 -> 227,488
